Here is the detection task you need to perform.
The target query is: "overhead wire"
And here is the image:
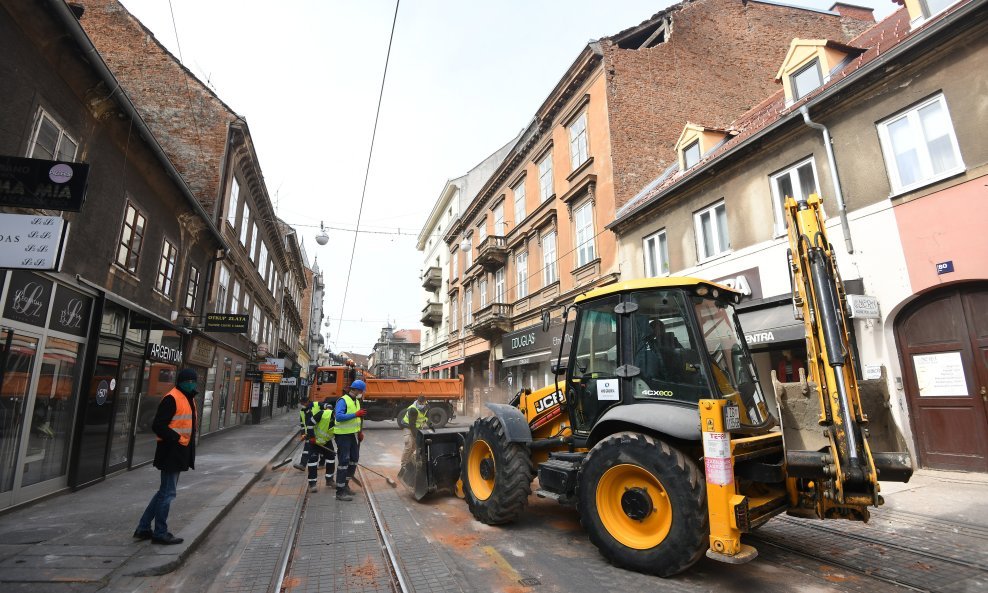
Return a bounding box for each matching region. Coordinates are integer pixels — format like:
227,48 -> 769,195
335,0 -> 402,347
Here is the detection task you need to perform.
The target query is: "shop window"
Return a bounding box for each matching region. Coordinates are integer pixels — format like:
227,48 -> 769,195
0,330 -> 39,492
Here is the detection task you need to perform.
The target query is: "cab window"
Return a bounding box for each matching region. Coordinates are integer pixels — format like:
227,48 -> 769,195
568,296 -> 620,433
318,370 -> 337,385
630,290 -> 708,404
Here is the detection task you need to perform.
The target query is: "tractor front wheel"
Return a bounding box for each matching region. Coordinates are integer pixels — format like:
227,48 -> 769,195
578,432 -> 707,577
462,415 -> 533,524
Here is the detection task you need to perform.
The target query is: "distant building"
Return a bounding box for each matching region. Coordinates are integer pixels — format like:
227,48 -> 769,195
369,326 -> 420,378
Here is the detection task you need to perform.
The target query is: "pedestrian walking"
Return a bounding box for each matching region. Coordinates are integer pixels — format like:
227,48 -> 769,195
133,368 -> 198,545
307,397 -> 337,493
293,394 -> 314,471
333,379 -> 367,501
400,396 -> 429,468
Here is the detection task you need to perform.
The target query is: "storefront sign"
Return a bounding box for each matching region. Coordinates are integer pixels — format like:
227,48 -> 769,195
502,319 -> 573,359
186,337 -> 216,367
0,155 -> 89,211
244,369 -> 262,381
711,266 -> 763,301
260,357 -> 285,373
280,377 -> 297,386
262,372 -> 283,383
847,294 -> 880,319
50,284 -> 91,337
204,313 -> 249,332
250,382 -> 261,407
2,270 -> 53,327
146,342 -> 183,364
913,352 -> 967,397
0,214 -> 67,270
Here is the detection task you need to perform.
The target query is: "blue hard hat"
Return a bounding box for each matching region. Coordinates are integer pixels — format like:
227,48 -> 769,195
350,379 -> 366,392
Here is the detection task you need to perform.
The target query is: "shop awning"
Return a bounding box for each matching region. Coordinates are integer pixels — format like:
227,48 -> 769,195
738,305 -> 805,349
501,350 -> 554,368
429,358 -> 464,372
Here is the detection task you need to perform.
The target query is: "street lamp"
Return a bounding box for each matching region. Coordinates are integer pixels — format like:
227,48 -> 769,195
315,221 -> 329,246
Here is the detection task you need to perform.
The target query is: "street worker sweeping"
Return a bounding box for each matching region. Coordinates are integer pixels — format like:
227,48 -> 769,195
293,394 -> 315,471
333,379 -> 367,501
307,397 -> 337,493
400,396 -> 429,469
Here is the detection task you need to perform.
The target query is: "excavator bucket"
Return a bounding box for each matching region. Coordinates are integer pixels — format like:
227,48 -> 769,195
398,427 -> 467,500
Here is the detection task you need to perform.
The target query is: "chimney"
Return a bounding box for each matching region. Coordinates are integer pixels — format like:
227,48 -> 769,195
828,3 -> 876,22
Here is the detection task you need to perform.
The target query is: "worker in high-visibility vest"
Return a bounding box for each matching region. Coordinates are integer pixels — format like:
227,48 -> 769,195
400,396 -> 429,468
134,368 -> 199,546
333,380 -> 366,501
307,397 -> 337,493
293,394 -> 315,471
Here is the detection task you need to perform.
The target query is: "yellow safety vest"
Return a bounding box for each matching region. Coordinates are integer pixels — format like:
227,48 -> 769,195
335,395 -> 361,434
402,404 -> 428,429
313,403 -> 336,444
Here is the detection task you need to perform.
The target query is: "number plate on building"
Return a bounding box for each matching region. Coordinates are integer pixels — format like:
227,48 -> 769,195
724,404 -> 741,431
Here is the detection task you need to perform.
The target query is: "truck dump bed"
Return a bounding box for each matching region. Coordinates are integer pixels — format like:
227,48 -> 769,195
363,378 -> 463,400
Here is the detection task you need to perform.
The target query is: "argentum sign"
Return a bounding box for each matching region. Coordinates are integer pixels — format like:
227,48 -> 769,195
0,213 -> 67,270
0,155 -> 89,211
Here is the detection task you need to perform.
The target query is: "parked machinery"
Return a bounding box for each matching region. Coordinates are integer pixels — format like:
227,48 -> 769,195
404,193 -> 912,576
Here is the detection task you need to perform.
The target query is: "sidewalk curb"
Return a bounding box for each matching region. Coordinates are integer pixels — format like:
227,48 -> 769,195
124,429 -> 298,577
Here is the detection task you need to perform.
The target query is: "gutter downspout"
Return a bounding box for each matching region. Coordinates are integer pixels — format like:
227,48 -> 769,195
800,105 -> 854,254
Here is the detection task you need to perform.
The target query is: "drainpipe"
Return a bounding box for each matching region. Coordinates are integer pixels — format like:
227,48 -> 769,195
800,106 -> 854,254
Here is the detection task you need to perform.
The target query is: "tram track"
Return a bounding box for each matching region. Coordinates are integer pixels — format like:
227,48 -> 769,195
361,466 -> 409,593
749,511 -> 988,592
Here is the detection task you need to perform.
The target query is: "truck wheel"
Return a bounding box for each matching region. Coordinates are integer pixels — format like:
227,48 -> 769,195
578,432 -> 707,577
463,416 -> 533,524
427,406 -> 450,428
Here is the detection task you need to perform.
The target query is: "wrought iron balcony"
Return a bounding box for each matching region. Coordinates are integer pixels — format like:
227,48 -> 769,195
421,301 -> 443,327
421,266 -> 442,291
475,236 -> 508,271
470,302 -> 512,339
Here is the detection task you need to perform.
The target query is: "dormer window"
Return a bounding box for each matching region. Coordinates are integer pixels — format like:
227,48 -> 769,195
675,123 -> 730,171
791,59 -> 823,101
683,140 -> 701,169
776,39 -> 862,105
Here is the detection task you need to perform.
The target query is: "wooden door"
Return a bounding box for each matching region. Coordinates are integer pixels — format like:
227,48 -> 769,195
896,284 -> 988,472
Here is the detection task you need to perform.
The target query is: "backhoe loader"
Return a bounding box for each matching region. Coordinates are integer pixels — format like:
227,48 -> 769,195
402,193 -> 913,576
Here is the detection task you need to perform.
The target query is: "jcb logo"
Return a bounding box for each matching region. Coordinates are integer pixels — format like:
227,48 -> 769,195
641,390 -> 674,397
534,390 -> 565,414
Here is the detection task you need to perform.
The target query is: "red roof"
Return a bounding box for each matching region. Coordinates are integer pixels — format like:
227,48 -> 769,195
393,329 -> 421,343
615,4 -> 939,220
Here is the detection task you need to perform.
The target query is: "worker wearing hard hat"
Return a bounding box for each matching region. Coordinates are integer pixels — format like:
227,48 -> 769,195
333,379 -> 366,501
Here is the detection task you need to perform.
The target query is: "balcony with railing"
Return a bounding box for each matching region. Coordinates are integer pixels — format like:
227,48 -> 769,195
421,301 -> 443,327
421,266 -> 442,291
470,302 -> 511,339
475,236 -> 508,271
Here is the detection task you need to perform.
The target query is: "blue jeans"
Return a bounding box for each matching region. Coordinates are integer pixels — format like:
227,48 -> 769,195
138,470 -> 180,537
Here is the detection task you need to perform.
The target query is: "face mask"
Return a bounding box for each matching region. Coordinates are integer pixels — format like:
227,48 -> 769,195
178,381 -> 197,394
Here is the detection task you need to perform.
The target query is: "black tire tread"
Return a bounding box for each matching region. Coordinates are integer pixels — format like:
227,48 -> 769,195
577,431 -> 708,577
463,415 -> 534,525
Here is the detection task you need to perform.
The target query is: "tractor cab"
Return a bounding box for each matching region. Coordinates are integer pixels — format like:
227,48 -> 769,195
559,278 -> 774,446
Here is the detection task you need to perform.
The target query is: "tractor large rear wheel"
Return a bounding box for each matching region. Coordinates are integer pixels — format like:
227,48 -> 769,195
462,415 -> 533,524
578,432 -> 707,577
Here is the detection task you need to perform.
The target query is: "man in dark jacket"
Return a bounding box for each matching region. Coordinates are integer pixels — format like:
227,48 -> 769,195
133,368 -> 198,545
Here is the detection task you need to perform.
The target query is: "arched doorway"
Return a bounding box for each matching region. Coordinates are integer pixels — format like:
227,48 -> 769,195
895,283 -> 988,472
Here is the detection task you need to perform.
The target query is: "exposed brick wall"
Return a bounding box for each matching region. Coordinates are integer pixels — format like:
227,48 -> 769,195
76,0 -> 234,215
604,0 -> 874,209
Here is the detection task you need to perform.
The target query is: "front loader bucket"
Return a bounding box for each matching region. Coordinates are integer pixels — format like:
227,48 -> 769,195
774,369 -> 913,484
399,427 -> 467,501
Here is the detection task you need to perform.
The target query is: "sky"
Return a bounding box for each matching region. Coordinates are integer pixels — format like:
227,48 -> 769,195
118,0 -> 898,355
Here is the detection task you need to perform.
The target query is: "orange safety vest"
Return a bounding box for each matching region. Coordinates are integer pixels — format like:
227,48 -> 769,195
157,387 -> 196,446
